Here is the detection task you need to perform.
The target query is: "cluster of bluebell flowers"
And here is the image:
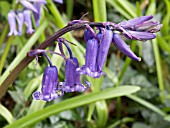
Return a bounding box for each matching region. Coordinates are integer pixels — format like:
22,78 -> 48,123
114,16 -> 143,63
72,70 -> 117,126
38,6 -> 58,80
27,15 -> 162,101
8,0 -> 63,36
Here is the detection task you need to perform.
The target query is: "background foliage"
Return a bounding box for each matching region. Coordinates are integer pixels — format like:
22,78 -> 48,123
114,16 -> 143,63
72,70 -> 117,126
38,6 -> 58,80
0,0 -> 170,128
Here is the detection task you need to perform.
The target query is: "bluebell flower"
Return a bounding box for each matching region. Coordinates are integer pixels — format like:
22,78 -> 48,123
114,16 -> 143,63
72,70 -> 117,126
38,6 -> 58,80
96,28 -> 113,72
58,57 -> 90,93
33,2 -> 45,27
8,10 -> 18,36
112,33 -> 141,61
23,10 -> 35,34
30,51 -> 64,101
8,0 -> 63,36
32,66 -> 61,101
76,26 -> 105,78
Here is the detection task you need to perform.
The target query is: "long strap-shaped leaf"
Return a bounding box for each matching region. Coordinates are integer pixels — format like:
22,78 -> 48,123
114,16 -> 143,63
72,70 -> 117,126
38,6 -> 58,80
5,86 -> 140,128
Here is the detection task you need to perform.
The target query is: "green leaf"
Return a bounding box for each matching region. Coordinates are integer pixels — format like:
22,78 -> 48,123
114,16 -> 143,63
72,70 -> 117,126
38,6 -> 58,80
164,115 -> 170,122
92,0 -> 107,22
152,38 -> 165,103
106,0 -> 132,19
24,77 -> 41,99
5,86 -> 140,128
146,0 -> 156,15
126,95 -> 166,117
0,1 -> 11,17
115,0 -> 137,18
157,35 -> 170,55
0,104 -> 14,124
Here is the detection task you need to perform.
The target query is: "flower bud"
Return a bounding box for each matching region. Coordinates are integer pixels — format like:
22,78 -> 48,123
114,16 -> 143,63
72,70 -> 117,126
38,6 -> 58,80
112,33 -> 141,61
119,15 -> 153,29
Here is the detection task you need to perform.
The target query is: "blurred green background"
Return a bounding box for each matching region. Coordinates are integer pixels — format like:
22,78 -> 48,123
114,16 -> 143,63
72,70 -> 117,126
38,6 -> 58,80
0,0 -> 170,128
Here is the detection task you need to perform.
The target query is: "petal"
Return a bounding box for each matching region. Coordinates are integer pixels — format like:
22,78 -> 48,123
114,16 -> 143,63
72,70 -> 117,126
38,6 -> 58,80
17,11 -> 24,35
53,0 -> 63,4
42,66 -> 58,94
8,10 -> 18,36
20,0 -> 38,13
112,33 -> 141,61
23,10 -> 34,34
135,21 -> 160,31
65,58 -> 78,88
33,3 -> 42,27
85,38 -> 98,71
127,30 -> 156,40
147,24 -> 163,33
96,29 -> 112,71
119,15 -> 153,29
29,0 -> 47,4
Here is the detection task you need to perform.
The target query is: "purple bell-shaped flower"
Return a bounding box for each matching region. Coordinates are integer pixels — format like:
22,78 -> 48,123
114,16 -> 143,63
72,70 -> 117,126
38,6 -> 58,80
58,57 -> 90,93
23,9 -> 35,34
8,10 -> 18,36
31,52 -> 64,101
32,66 -> 61,101
96,28 -> 113,72
77,26 -> 105,78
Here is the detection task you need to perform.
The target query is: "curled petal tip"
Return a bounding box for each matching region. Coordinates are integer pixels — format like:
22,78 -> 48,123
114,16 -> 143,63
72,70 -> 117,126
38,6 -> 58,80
32,91 -> 42,100
137,57 -> 141,62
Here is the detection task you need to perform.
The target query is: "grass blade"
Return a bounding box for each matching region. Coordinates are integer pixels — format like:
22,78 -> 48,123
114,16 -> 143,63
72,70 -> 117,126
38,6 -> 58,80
5,86 -> 140,128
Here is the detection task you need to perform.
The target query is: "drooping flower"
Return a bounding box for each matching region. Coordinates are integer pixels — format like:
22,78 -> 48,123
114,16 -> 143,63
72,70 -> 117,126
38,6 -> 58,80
8,10 -> 18,36
33,1 -> 47,27
17,11 -> 24,35
112,33 -> 141,61
58,57 -> 90,93
76,26 -> 105,78
96,28 -> 113,72
31,51 -> 64,101
23,9 -> 34,34
32,65 -> 61,101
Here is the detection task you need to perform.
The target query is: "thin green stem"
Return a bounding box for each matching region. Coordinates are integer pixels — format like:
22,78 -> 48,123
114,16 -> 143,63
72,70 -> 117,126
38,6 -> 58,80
116,41 -> 136,119
0,36 -> 14,75
118,41 -> 136,82
152,39 -> 165,103
0,25 -> 9,49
